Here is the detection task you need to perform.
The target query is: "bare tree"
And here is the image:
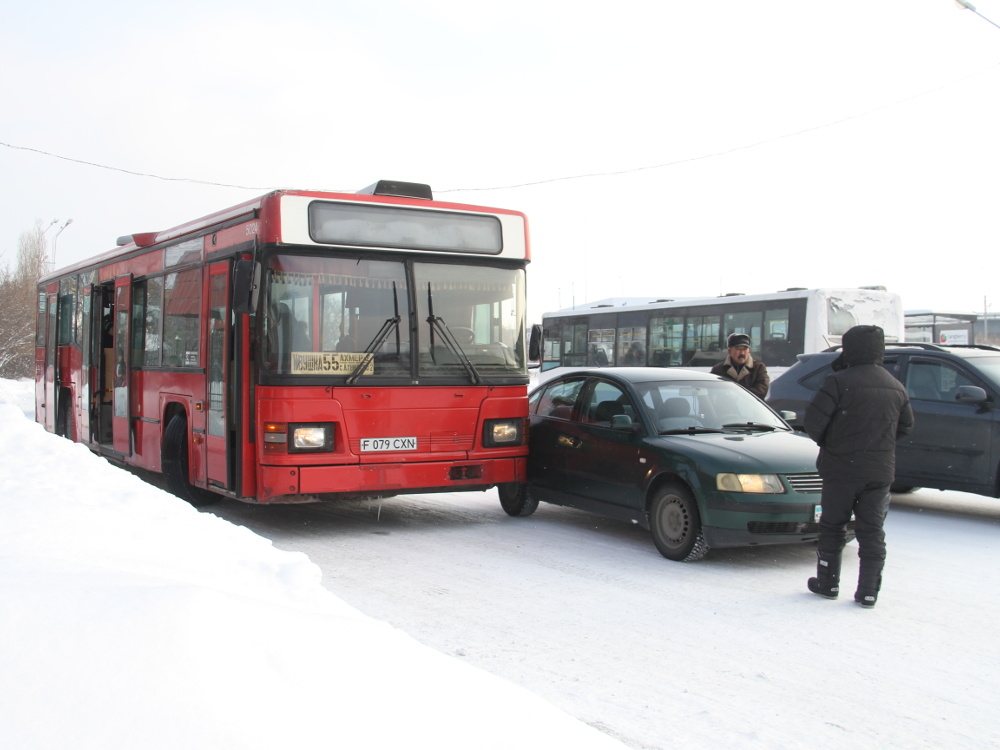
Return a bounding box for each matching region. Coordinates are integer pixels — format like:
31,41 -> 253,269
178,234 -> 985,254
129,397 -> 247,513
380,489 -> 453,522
0,222 -> 50,379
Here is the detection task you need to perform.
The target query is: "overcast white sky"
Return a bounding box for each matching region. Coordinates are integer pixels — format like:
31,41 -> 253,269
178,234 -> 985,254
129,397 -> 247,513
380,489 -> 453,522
3,0 -> 1000,323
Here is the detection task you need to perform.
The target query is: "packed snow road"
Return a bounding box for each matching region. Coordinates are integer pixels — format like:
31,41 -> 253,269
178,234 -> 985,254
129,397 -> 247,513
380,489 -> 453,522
206,487 -> 1000,750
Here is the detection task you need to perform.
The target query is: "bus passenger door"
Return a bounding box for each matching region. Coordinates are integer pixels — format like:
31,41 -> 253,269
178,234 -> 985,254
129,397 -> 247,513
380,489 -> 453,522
112,276 -> 132,455
206,264 -> 232,489
42,293 -> 57,433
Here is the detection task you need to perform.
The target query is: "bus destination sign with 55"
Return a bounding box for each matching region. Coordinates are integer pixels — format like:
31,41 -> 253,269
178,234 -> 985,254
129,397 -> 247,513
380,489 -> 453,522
290,352 -> 374,375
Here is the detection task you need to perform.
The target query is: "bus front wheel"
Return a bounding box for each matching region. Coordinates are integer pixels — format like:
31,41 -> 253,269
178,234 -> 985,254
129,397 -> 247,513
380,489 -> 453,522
498,482 -> 538,517
162,415 -> 220,508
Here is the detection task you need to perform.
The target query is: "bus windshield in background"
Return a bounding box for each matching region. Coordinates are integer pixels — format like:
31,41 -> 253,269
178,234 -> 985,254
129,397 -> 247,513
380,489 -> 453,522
263,254 -> 526,379
308,202 -> 503,254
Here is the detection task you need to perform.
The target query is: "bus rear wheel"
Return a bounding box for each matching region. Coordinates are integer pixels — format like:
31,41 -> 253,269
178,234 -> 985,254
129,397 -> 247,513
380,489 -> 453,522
162,414 -> 220,508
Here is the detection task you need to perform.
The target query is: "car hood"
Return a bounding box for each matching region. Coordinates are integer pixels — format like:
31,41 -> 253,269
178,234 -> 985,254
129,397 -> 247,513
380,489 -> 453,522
649,430 -> 819,474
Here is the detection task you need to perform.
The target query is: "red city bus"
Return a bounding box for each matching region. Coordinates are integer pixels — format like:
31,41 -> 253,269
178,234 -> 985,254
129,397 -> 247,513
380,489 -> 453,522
35,181 -> 534,510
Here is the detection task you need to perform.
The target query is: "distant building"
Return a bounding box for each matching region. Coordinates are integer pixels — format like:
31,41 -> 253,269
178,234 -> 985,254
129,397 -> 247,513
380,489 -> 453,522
905,311 -> 1000,347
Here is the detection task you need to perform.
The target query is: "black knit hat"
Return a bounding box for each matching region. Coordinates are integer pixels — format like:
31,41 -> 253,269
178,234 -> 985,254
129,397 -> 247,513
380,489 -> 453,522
727,333 -> 751,348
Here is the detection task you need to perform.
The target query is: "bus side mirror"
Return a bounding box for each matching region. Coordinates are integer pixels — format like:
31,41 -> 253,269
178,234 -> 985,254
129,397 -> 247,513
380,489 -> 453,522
528,324 -> 542,362
232,259 -> 261,315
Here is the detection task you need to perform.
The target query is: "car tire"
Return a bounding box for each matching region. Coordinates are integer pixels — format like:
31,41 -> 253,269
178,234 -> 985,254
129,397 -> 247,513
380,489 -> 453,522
649,482 -> 708,562
498,482 -> 539,517
162,414 -> 220,508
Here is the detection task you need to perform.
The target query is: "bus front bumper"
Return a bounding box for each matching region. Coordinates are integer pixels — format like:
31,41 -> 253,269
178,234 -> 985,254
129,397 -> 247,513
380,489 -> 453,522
258,456 -> 527,503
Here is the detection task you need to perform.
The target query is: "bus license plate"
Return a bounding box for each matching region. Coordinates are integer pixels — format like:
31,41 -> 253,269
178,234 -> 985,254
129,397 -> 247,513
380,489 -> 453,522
360,437 -> 418,452
814,505 -> 822,522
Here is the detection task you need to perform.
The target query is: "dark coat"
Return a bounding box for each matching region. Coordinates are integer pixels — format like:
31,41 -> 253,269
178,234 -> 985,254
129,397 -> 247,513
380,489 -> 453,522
710,356 -> 770,399
804,326 -> 914,484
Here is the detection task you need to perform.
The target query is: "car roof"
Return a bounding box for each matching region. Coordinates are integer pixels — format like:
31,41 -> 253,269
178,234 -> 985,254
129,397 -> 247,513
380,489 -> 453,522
794,342 -> 1000,363
825,342 -> 999,356
536,367 -> 726,385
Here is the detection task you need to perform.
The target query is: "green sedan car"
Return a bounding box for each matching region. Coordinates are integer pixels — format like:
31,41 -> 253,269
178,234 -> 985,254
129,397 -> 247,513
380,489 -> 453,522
501,368 -> 823,561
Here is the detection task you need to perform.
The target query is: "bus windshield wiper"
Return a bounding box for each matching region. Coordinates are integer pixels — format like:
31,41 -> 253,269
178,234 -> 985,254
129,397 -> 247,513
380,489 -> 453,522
721,422 -> 780,432
345,316 -> 401,385
346,282 -> 402,385
426,283 -> 482,385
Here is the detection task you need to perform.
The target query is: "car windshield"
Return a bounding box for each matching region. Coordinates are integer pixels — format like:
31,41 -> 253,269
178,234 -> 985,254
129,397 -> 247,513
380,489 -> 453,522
635,379 -> 789,434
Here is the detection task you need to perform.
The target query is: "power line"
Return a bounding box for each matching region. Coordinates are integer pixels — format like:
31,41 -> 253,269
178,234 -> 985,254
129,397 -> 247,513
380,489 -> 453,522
440,61 -> 1000,193
0,140 -> 274,191
2,59 -> 998,196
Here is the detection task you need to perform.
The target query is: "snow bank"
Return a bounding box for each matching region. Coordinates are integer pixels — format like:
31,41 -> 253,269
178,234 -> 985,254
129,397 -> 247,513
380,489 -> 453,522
0,383 -> 625,750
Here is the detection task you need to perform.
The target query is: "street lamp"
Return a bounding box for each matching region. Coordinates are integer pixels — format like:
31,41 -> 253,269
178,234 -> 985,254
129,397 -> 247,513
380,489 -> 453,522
51,218 -> 73,270
955,0 -> 1000,30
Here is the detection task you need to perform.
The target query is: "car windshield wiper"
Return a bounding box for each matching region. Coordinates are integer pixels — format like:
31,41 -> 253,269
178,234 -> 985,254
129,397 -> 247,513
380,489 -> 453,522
721,422 -> 780,432
426,283 -> 482,385
659,427 -> 727,435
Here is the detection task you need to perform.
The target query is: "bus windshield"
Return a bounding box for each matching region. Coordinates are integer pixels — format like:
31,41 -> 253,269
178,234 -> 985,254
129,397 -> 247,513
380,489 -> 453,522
262,254 -> 526,379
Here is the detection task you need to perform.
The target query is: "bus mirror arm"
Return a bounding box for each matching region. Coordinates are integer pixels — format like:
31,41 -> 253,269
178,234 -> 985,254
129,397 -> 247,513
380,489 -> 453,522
232,259 -> 261,315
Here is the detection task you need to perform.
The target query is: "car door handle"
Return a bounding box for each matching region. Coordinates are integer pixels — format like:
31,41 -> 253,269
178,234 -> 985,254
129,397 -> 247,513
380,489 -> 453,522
556,434 -> 582,449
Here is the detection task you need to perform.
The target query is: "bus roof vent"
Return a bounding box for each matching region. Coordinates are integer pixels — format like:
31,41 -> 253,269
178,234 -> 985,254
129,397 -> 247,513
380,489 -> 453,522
592,304 -> 614,308
859,285 -> 887,291
651,299 -> 674,303
782,287 -> 807,292
721,292 -> 744,297
116,232 -> 158,247
357,180 -> 433,200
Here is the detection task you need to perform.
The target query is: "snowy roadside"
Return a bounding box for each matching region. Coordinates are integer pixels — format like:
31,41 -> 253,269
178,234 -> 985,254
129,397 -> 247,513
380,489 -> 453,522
0,379 -> 627,750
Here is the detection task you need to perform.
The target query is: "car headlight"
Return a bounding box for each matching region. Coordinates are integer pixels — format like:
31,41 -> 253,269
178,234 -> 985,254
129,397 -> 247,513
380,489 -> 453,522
716,473 -> 785,493
483,418 -> 524,447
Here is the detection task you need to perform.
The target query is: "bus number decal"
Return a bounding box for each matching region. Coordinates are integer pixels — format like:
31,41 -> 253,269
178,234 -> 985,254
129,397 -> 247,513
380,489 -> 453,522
361,437 -> 417,452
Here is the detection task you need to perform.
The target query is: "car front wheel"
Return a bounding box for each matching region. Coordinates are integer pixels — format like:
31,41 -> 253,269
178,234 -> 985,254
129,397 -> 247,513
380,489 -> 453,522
649,482 -> 708,562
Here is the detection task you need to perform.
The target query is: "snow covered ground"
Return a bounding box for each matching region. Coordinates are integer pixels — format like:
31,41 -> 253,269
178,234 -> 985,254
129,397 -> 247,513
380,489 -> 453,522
0,379 -> 625,750
3,376 -> 1000,749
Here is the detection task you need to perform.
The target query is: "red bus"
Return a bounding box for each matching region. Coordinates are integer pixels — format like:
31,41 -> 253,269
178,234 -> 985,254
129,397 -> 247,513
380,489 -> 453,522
35,180 -> 533,509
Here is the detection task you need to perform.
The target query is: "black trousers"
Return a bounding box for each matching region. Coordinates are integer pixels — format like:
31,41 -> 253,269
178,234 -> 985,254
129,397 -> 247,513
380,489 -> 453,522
817,476 -> 891,566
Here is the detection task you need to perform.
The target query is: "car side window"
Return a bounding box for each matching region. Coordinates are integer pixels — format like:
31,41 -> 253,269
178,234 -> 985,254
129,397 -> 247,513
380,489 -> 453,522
582,381 -> 635,425
800,364 -> 833,390
905,360 -> 976,402
536,378 -> 585,419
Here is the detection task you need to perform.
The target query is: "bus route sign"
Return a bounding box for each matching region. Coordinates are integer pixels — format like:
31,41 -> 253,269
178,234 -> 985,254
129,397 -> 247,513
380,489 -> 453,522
290,352 -> 375,375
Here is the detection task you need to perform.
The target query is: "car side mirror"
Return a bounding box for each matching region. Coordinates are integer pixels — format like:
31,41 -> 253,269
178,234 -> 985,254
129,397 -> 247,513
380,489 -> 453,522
955,385 -> 989,405
610,414 -> 636,431
779,410 -> 797,423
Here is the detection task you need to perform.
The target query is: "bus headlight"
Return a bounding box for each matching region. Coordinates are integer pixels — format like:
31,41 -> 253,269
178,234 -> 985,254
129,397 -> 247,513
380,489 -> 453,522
289,423 -> 335,453
716,473 -> 784,494
483,418 -> 524,447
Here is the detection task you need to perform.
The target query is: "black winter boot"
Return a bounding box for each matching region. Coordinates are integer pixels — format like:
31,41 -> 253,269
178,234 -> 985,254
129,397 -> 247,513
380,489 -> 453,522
807,551 -> 841,599
855,569 -> 883,609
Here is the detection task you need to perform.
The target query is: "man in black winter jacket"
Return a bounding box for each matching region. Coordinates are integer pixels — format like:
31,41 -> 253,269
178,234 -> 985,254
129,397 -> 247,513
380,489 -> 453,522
803,325 -> 914,608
